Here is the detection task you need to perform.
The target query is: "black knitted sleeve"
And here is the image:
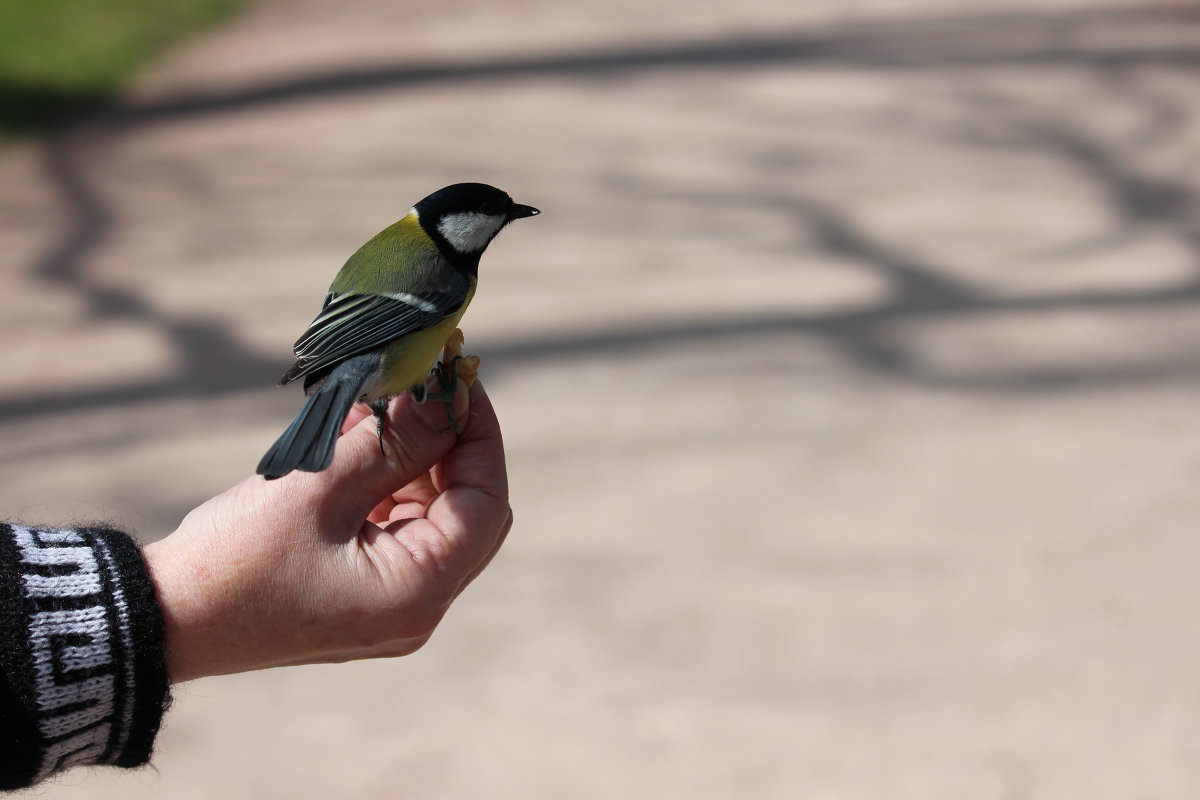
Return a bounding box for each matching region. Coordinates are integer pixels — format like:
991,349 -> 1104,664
0,523 -> 170,790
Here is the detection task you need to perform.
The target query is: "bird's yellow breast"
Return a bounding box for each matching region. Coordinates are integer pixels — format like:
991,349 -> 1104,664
368,281 -> 476,400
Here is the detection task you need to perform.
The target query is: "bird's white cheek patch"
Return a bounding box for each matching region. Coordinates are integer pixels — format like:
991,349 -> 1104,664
437,212 -> 504,253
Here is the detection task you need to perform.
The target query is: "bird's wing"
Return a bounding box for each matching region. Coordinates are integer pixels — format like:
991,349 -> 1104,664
280,273 -> 469,384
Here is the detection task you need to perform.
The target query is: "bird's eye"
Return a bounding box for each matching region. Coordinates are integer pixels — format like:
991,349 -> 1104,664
479,198 -> 506,216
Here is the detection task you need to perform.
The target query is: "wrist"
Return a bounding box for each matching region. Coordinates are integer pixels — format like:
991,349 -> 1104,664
144,525 -> 310,682
144,535 -> 228,683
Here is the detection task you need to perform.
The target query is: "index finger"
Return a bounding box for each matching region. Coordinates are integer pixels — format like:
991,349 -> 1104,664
422,380 -> 511,571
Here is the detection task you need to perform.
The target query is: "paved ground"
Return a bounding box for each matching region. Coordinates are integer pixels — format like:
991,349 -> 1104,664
3,1 -> 1200,797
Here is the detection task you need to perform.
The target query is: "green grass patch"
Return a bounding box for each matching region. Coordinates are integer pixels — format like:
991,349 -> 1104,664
0,0 -> 241,139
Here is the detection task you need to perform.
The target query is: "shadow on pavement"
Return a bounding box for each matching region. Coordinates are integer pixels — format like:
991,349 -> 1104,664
7,3 -> 1199,423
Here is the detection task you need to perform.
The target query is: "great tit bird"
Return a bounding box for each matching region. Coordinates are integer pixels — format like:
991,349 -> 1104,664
256,182 -> 539,480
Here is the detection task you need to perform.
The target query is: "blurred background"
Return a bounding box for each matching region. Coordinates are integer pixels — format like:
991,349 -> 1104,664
2,0 -> 1199,797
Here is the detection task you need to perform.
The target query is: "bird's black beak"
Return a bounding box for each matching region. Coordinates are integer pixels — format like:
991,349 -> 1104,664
508,204 -> 540,220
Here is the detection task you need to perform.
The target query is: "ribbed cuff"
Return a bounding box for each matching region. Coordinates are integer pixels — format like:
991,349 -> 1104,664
0,524 -> 170,790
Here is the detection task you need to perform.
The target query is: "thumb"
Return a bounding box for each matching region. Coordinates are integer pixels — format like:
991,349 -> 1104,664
323,378 -> 471,519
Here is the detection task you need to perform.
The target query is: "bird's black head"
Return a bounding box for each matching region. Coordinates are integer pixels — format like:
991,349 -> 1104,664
414,183 -> 539,266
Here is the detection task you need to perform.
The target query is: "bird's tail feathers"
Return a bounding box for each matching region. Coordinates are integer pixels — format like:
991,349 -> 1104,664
256,356 -> 377,479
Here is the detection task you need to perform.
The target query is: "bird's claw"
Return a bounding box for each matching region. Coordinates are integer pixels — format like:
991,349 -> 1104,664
423,358 -> 461,434
370,397 -> 389,455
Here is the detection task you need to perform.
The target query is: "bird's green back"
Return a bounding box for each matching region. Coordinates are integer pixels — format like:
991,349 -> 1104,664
330,211 -> 445,295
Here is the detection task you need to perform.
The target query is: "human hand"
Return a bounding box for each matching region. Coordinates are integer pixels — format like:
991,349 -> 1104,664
144,379 -> 511,683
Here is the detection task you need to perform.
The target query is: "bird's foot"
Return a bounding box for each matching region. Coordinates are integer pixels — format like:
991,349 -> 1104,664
370,397 -> 389,455
422,358 -> 461,435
